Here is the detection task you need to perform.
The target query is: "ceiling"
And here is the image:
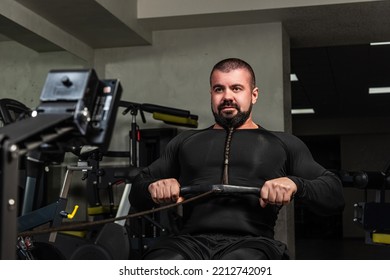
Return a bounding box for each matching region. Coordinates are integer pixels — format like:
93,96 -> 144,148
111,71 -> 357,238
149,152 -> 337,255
2,0 -> 390,120
291,43 -> 390,119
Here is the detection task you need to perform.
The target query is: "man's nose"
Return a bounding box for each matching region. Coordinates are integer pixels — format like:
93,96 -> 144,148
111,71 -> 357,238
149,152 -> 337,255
222,89 -> 234,100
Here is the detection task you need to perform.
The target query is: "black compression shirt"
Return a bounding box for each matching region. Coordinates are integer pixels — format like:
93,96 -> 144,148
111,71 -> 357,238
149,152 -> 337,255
130,126 -> 344,238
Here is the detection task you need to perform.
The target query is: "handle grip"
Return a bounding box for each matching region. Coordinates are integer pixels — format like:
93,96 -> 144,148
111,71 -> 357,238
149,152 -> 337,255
180,184 -> 260,197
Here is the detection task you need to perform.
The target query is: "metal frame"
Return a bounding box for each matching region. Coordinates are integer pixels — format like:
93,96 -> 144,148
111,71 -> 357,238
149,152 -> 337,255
0,114 -> 73,259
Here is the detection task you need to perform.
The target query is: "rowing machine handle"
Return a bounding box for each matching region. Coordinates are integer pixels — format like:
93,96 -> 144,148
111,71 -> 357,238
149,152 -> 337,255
180,184 -> 261,197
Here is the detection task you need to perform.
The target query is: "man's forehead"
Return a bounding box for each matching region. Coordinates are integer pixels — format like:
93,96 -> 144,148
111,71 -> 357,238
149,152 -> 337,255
211,68 -> 251,84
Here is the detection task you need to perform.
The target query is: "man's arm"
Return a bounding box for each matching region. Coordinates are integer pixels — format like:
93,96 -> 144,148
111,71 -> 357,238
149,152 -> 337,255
129,131 -> 191,210
277,132 -> 345,215
129,168 -> 158,210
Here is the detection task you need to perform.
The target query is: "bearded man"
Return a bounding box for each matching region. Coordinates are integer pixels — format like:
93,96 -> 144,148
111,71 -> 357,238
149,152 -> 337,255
129,58 -> 344,260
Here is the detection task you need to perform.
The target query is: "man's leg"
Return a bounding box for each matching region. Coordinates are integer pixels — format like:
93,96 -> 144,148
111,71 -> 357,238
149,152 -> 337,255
215,236 -> 290,260
143,248 -> 186,260
141,235 -> 209,260
220,247 -> 269,260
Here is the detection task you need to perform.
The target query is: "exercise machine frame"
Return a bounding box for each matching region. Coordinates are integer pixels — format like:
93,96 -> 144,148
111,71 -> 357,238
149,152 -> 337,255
0,69 -> 122,259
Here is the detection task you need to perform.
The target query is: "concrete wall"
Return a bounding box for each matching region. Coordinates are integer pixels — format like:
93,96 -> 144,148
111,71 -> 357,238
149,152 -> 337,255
0,41 -> 87,107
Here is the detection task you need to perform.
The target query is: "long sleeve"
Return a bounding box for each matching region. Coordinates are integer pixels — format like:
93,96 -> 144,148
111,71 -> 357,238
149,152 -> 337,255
129,169 -> 156,210
129,130 -> 192,211
279,133 -> 345,216
129,127 -> 345,237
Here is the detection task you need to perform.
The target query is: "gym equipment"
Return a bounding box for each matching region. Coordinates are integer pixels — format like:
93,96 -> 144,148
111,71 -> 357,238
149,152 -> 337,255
180,184 -> 261,197
1,68 -> 200,259
0,98 -> 30,126
17,104 -> 198,259
118,100 -> 198,167
336,168 -> 390,245
17,148 -> 134,260
0,69 -> 122,259
114,101 -> 198,257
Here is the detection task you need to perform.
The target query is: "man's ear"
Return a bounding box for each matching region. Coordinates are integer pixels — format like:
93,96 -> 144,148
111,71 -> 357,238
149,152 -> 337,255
252,87 -> 259,104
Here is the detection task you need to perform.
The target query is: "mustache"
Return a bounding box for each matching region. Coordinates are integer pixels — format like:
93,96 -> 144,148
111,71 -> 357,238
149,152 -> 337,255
217,100 -> 239,112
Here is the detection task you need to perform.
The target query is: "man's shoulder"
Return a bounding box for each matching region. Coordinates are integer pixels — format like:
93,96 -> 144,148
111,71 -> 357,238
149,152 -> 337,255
172,127 -> 212,141
258,127 -> 302,146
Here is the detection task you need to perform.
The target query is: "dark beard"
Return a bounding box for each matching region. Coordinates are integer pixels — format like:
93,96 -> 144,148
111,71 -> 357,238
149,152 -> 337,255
212,101 -> 252,130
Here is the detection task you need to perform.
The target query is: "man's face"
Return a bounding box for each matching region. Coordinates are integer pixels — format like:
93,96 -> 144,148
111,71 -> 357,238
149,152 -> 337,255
210,68 -> 258,129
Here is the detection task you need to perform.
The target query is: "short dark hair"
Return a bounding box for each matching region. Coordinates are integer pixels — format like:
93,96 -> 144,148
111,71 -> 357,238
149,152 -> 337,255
210,58 -> 256,88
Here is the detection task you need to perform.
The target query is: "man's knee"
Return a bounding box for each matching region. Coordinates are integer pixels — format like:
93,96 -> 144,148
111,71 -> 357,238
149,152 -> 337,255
220,247 -> 269,260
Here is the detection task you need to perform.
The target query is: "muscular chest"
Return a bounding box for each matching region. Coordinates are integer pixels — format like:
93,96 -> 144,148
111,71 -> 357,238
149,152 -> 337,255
179,130 -> 288,180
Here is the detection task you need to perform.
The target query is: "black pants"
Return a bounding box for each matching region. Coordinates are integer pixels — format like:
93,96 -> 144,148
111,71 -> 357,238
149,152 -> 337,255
143,234 -> 290,260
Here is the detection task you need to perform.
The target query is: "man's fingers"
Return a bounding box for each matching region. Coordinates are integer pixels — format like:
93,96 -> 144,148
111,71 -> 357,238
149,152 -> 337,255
148,179 -> 181,204
259,198 -> 267,208
260,178 -> 297,207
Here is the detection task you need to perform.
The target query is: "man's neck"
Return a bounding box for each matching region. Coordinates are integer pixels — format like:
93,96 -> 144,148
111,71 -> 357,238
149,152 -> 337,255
213,120 -> 259,130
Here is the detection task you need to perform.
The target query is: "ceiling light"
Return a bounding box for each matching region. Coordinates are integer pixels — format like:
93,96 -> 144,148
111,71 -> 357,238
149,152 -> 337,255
291,108 -> 315,114
290,74 -> 298,82
368,87 -> 390,94
370,42 -> 390,46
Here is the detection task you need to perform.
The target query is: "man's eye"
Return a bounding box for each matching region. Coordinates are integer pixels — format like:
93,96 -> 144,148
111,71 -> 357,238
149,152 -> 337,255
214,87 -> 223,92
233,87 -> 242,92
